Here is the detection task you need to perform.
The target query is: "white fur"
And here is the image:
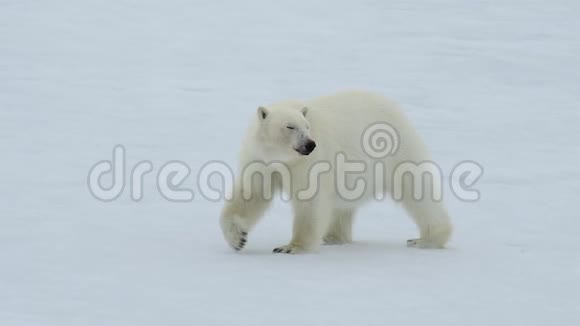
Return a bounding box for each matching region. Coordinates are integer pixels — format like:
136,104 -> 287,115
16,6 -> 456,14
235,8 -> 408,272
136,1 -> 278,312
220,90 -> 453,254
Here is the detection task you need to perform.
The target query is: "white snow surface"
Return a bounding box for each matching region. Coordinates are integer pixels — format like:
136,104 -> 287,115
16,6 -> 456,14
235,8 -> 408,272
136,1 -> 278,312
1,0 -> 579,325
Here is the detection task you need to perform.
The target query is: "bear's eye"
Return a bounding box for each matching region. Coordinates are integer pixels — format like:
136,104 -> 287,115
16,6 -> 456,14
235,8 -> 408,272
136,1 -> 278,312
286,125 -> 295,130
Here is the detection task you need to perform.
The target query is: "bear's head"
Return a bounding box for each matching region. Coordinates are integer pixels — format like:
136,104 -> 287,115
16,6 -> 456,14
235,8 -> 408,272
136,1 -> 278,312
253,104 -> 316,163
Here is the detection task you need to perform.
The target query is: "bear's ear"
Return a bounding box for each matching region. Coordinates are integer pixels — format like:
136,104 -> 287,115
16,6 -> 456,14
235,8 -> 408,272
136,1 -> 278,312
300,106 -> 308,117
257,106 -> 268,120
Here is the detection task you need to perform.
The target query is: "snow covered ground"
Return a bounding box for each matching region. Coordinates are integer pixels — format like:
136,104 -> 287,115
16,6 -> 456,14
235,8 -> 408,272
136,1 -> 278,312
1,0 -> 579,325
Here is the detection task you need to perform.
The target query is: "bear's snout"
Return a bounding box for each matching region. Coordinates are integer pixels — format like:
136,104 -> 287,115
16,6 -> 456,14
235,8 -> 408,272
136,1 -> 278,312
305,140 -> 316,152
296,139 -> 316,155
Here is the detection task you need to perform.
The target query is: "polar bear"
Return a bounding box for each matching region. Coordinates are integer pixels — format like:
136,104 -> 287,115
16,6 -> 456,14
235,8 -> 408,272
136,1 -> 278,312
220,90 -> 452,254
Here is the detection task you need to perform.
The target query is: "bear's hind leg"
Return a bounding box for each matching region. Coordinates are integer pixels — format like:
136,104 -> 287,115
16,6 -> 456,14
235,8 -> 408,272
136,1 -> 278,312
323,208 -> 355,245
402,197 -> 452,249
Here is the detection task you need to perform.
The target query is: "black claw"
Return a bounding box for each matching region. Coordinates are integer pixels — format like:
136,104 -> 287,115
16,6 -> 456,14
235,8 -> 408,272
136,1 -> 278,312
284,249 -> 291,253
241,231 -> 248,236
273,248 -> 282,253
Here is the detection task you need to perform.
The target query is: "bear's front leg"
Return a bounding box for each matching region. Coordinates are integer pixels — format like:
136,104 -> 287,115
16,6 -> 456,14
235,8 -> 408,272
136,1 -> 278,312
220,185 -> 272,251
273,198 -> 333,254
220,212 -> 249,251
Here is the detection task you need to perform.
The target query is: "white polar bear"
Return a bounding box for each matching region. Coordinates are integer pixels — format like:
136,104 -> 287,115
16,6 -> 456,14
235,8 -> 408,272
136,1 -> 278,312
220,90 -> 452,254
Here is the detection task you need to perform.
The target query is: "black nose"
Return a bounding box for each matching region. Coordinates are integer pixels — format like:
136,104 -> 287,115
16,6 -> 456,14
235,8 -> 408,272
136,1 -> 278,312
305,140 -> 316,153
